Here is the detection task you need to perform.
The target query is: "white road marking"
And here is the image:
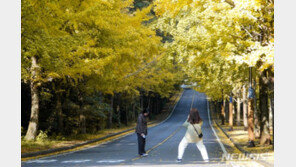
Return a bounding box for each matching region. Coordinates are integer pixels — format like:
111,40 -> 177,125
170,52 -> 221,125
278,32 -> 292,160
25,159 -> 57,163
205,96 -> 271,167
97,160 -> 125,163
61,159 -> 91,163
206,98 -> 228,155
127,143 -> 136,145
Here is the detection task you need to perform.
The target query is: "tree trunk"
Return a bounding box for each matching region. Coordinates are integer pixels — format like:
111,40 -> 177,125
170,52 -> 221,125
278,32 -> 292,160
268,96 -> 273,135
215,101 -> 219,120
56,94 -> 64,134
247,66 -> 255,148
77,91 -> 86,134
221,98 -> 226,125
229,97 -> 233,130
153,97 -> 157,114
156,97 -> 159,114
107,94 -> 114,129
125,105 -> 128,126
243,85 -> 248,131
25,56 -> 40,140
225,100 -> 229,123
148,95 -> 150,112
132,102 -> 136,121
259,69 -> 271,145
254,79 -> 260,139
117,105 -> 121,127
236,97 -> 241,126
79,112 -> 86,134
140,91 -> 144,112
248,98 -> 255,146
268,68 -> 274,144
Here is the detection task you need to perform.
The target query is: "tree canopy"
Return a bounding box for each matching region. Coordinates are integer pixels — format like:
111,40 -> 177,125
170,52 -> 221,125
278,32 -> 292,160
21,0 -> 274,142
153,0 -> 274,99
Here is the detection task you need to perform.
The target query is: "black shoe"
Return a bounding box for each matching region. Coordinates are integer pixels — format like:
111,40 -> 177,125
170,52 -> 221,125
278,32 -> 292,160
247,141 -> 255,147
177,159 -> 182,163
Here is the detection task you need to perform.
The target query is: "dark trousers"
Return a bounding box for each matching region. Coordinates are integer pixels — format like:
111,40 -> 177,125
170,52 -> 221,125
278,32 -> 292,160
137,133 -> 146,155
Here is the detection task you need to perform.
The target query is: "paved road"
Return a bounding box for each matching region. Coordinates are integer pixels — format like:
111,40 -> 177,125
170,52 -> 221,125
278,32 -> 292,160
22,89 -> 266,167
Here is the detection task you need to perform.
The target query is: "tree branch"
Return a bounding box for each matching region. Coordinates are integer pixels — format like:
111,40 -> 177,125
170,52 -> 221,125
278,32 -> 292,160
224,0 -> 235,8
124,55 -> 162,79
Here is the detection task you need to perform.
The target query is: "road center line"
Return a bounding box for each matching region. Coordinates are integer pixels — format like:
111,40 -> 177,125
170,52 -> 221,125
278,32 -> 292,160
131,126 -> 181,162
132,90 -> 194,162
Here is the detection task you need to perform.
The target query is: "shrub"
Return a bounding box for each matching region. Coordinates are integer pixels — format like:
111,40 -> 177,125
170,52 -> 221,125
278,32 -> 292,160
36,130 -> 48,142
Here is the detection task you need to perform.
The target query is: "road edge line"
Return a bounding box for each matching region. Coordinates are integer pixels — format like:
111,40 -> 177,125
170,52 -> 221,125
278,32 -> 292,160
206,99 -> 228,155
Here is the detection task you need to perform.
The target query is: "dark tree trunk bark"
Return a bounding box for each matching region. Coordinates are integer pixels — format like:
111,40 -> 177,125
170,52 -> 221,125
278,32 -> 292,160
254,79 -> 261,139
156,97 -> 159,114
215,101 -> 219,120
132,102 -> 136,121
107,94 -> 114,129
267,67 -> 274,144
221,98 -> 226,125
140,92 -> 144,112
117,105 -> 121,127
243,85 -> 248,131
259,69 -> 272,145
56,94 -> 64,134
78,92 -> 86,134
248,98 -> 255,146
125,105 -> 128,126
236,97 -> 241,126
225,100 -> 229,123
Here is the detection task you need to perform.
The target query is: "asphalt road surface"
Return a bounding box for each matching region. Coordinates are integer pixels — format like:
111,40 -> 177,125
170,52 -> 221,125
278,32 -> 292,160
22,89 -> 266,167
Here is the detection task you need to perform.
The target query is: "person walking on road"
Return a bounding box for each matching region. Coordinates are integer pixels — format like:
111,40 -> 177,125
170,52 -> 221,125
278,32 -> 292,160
177,108 -> 209,163
135,108 -> 149,157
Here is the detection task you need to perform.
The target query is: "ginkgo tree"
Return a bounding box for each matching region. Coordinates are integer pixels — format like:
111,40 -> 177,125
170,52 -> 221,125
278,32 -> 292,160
22,0 -> 89,140
22,0 -> 178,140
153,0 -> 274,146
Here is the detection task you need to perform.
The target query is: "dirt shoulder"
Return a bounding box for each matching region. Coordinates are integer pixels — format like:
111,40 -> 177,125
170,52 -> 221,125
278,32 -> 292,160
209,102 -> 274,166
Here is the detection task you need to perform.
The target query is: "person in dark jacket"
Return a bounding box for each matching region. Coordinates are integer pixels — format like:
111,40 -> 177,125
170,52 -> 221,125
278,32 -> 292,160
135,108 -> 149,157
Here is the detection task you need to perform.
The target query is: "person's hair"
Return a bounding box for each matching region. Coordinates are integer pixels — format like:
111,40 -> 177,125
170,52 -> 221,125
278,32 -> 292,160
187,108 -> 202,124
142,108 -> 149,114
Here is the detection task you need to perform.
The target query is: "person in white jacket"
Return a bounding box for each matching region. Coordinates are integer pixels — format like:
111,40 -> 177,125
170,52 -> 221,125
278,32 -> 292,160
177,108 -> 209,163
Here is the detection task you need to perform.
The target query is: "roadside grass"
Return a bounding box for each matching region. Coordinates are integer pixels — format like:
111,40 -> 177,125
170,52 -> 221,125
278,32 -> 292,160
22,139 -> 66,154
212,123 -> 242,154
21,123 -> 137,154
219,123 -> 274,154
214,118 -> 274,154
